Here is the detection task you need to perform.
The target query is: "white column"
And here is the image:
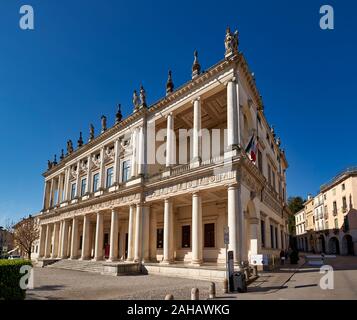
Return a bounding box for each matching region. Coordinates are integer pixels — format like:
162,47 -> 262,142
137,126 -> 145,176
113,139 -> 121,185
51,222 -> 60,258
38,225 -> 46,258
85,155 -> 92,194
44,224 -> 51,258
141,206 -> 150,262
235,78 -> 242,147
166,112 -> 175,167
109,209 -> 119,261
228,185 -> 239,265
130,129 -> 137,178
58,220 -> 63,257
99,147 -> 105,190
94,212 -> 104,260
63,167 -> 70,201
70,217 -> 79,259
227,79 -> 238,150
75,161 -> 81,198
60,220 -> 69,258
192,98 -> 201,164
49,179 -> 54,208
134,204 -> 143,262
126,205 -> 135,261
42,182 -> 49,210
81,215 -> 91,260
57,175 -> 63,205
192,192 -> 203,265
149,210 -> 157,261
163,198 -> 173,264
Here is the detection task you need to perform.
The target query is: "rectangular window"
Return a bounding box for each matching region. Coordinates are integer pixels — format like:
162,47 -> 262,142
258,150 -> 263,173
342,183 -> 345,191
181,225 -> 190,248
204,223 -> 215,248
106,167 -> 114,188
157,228 -> 164,249
81,178 -> 87,197
275,227 -> 278,249
280,230 -> 284,249
93,173 -> 99,192
79,236 -> 83,250
261,220 -> 266,248
70,183 -> 76,200
122,160 -> 131,182
334,218 -> 338,229
270,225 -> 274,248
333,201 -> 337,215
342,196 -> 347,211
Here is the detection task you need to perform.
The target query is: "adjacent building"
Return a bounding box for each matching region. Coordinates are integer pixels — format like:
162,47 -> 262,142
295,167 -> 357,255
36,27 -> 290,274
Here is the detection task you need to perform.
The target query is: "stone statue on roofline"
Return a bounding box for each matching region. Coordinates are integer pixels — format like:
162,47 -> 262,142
224,26 -> 239,58
116,104 -> 123,124
89,124 -> 95,142
140,84 -> 147,108
67,140 -> 73,154
101,115 -> 107,133
133,90 -> 140,112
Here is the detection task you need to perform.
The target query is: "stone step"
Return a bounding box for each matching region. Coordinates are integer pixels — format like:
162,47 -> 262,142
47,259 -> 105,274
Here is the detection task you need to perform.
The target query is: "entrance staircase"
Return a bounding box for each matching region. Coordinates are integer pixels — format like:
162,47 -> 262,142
47,259 -> 105,274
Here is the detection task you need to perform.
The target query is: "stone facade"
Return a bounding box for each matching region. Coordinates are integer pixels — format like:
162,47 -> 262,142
37,28 -> 290,268
296,167 -> 357,255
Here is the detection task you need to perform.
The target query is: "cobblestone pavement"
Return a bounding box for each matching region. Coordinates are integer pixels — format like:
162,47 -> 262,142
26,267 -> 223,300
26,255 -> 357,300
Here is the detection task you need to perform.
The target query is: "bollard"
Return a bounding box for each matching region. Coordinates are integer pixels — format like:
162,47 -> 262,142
165,294 -> 174,300
223,278 -> 228,294
191,287 -> 199,300
252,265 -> 258,277
209,282 -> 216,299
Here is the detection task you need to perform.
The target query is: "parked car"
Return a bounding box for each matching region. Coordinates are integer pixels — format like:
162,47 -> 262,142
8,255 -> 21,260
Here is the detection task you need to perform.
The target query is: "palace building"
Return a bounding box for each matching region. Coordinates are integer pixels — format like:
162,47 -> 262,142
37,27 -> 290,276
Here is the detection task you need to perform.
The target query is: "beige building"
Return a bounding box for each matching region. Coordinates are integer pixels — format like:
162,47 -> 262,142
296,168 -> 357,255
37,28 -> 290,276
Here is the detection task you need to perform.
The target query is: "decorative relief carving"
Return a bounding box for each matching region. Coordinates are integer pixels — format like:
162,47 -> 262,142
145,170 -> 236,200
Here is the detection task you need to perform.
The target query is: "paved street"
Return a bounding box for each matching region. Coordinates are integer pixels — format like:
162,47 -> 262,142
27,255 -> 357,300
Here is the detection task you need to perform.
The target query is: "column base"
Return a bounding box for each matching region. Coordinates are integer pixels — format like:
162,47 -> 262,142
70,256 -> 79,260
160,260 -> 173,265
79,256 -> 90,261
107,257 -> 118,262
191,260 -> 203,266
126,257 -> 134,262
92,257 -> 104,261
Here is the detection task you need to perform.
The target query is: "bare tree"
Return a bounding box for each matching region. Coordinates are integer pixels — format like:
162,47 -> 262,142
12,215 -> 39,260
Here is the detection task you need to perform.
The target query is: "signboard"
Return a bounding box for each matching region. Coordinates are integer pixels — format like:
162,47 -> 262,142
224,226 -> 229,245
250,254 -> 268,266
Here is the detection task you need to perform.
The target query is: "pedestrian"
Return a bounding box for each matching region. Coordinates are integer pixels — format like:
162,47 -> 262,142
280,249 -> 285,265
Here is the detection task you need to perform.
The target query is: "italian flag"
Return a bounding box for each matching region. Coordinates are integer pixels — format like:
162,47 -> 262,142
245,134 -> 257,163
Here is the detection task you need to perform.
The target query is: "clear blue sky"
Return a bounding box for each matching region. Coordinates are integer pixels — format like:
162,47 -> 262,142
0,0 -> 356,226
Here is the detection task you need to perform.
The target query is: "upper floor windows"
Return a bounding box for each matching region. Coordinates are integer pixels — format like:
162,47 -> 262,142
81,178 -> 87,197
70,183 -> 76,200
258,150 -> 263,173
122,160 -> 131,182
342,183 -> 345,191
106,167 -> 114,188
93,173 -> 100,192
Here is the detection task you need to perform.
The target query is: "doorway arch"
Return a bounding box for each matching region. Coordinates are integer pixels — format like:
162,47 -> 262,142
342,234 -> 354,255
328,237 -> 340,255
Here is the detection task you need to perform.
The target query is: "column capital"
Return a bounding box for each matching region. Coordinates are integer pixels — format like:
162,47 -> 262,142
191,96 -> 201,105
227,183 -> 239,190
192,191 -> 201,197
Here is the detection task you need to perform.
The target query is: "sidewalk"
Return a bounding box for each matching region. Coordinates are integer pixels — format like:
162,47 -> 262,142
215,258 -> 306,300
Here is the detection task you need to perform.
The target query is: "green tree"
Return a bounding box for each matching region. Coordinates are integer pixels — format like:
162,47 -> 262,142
287,196 -> 305,237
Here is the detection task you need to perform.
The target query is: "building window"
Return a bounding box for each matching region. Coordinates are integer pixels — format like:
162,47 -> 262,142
122,160 -> 131,182
270,225 -> 274,248
261,220 -> 266,248
204,223 -> 215,248
280,230 -> 284,249
342,196 -> 347,212
258,150 -> 263,173
342,183 -> 345,191
334,218 -> 338,229
275,227 -> 278,248
157,228 -> 164,249
81,178 -> 87,197
181,225 -> 190,248
93,173 -> 99,192
272,171 -> 276,190
106,167 -> 114,188
79,236 -> 83,250
332,188 -> 336,196
333,201 -> 337,215
70,183 -> 76,200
